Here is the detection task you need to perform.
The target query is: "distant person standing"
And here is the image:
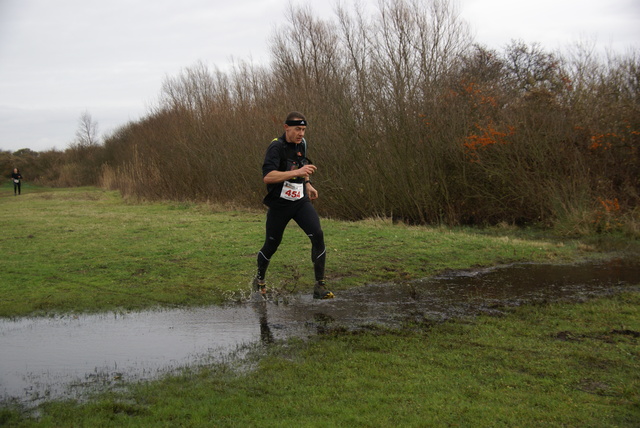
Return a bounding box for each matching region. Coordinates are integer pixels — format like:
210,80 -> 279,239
11,168 -> 22,196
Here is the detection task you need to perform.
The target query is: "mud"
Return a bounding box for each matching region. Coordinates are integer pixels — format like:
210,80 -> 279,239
1,258 -> 638,407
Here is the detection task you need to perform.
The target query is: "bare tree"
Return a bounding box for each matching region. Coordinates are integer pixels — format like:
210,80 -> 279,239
74,110 -> 100,147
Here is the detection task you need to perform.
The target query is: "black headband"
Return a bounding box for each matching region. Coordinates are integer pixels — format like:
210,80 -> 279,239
285,119 -> 307,126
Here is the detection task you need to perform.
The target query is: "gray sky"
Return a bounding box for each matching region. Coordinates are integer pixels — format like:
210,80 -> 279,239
1,0 -> 638,153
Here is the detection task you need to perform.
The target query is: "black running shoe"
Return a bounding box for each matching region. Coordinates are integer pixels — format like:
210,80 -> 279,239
313,280 -> 334,299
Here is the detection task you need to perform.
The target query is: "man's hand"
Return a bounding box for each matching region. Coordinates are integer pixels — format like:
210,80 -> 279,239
307,183 -> 319,200
297,164 -> 317,176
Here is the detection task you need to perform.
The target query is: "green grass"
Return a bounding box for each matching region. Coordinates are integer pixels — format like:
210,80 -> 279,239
2,293 -> 638,427
0,187 -> 609,318
1,186 -> 638,426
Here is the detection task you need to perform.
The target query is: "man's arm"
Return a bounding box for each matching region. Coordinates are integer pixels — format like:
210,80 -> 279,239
263,164 -> 317,184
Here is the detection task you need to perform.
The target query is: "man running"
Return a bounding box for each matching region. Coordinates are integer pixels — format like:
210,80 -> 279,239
254,112 -> 334,299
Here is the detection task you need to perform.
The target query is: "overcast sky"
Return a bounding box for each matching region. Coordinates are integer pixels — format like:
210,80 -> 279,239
1,0 -> 638,153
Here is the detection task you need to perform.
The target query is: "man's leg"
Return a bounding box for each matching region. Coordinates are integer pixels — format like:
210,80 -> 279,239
256,207 -> 291,282
294,202 -> 325,280
294,202 -> 333,299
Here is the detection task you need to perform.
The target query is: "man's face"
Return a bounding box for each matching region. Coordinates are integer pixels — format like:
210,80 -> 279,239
284,123 -> 306,144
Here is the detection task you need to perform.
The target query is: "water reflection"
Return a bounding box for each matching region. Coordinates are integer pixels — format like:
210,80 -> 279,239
254,302 -> 274,345
1,258 -> 638,406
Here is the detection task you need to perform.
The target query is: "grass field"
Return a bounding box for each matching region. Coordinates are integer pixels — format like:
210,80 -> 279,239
1,186 -> 638,426
0,185 -> 608,318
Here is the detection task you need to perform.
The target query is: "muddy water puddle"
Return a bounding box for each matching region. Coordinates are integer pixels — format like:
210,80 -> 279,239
1,258 -> 638,407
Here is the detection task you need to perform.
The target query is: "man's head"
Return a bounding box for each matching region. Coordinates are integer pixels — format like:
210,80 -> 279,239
284,111 -> 307,144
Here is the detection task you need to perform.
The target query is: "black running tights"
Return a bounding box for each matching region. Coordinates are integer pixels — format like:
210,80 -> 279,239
257,201 -> 326,282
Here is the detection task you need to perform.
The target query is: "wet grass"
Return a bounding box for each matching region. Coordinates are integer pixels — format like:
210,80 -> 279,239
0,187 -> 617,318
2,293 -> 638,426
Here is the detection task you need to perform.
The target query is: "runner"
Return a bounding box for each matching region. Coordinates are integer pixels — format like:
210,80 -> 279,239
254,112 -> 334,299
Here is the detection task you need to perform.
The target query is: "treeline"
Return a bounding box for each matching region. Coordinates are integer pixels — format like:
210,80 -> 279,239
1,144 -> 106,188
7,0 -> 640,234
2,111 -> 106,187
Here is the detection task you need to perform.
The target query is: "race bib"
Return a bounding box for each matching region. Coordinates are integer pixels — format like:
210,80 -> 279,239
13,179 -> 19,183
280,181 -> 304,201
